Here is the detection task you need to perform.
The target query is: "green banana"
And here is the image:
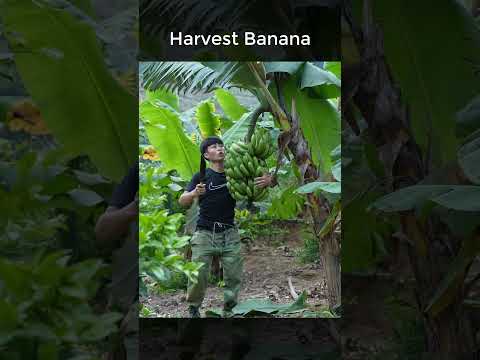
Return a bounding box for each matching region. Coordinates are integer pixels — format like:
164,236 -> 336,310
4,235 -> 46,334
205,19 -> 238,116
256,188 -> 268,201
233,167 -> 243,179
252,156 -> 259,169
233,181 -> 245,196
233,191 -> 242,200
239,163 -> 250,177
225,138 -> 272,203
259,144 -> 269,159
242,153 -> 250,166
245,184 -> 253,198
252,181 -> 259,198
238,181 -> 248,195
247,161 -> 256,175
259,140 -> 267,158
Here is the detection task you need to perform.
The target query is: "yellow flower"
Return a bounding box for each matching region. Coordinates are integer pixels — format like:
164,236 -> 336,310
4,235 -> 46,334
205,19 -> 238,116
7,100 -> 49,135
142,146 -> 159,160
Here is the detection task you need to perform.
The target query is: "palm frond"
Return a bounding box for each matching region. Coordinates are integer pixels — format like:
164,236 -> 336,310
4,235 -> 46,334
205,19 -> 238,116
141,62 -> 245,95
140,0 -> 252,33
100,6 -> 138,43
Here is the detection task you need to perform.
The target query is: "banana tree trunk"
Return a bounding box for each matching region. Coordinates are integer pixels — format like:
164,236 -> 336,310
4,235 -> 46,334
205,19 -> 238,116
288,106 -> 341,310
343,0 -> 476,354
246,61 -> 341,311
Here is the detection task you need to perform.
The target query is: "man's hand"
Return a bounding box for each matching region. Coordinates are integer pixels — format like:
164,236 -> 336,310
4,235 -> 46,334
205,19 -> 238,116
95,195 -> 138,250
254,174 -> 275,189
123,193 -> 139,220
179,183 -> 205,207
193,183 -> 206,197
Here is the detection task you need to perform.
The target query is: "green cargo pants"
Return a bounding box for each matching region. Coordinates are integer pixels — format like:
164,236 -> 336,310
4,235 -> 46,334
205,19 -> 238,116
187,227 -> 243,310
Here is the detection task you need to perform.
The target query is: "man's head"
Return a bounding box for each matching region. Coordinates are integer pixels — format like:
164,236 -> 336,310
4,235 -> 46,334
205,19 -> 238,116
200,136 -> 225,162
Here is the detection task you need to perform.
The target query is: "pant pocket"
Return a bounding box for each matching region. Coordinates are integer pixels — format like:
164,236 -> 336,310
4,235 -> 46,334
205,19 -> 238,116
190,230 -> 211,246
225,229 -> 241,246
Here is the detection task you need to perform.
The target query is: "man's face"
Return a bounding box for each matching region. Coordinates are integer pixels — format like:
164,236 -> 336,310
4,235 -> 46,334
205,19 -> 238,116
204,143 -> 225,161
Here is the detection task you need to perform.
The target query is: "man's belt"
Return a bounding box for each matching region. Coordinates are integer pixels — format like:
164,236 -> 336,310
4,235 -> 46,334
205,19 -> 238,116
197,221 -> 234,233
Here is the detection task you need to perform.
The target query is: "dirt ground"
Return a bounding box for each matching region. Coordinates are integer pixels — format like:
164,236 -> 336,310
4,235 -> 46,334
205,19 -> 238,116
141,224 -> 329,318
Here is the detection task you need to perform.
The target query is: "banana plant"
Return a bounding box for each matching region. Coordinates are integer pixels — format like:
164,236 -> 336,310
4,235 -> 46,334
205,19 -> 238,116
0,0 -> 137,182
343,0 -> 480,355
140,61 -> 342,310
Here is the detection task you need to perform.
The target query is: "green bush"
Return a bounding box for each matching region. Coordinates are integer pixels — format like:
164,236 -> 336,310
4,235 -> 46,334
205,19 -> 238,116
139,164 -> 203,296
0,252 -> 121,359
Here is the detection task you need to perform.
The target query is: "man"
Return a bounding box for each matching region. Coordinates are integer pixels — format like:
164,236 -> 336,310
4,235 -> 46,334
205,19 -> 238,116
179,136 -> 274,318
95,161 -> 138,360
95,161 -> 139,251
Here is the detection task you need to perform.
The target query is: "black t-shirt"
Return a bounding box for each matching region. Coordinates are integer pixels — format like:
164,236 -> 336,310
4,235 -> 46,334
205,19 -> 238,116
186,168 -> 236,229
109,162 -> 139,208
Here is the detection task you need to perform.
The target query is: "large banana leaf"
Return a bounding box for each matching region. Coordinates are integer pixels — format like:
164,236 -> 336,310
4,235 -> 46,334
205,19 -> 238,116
458,135 -> 480,185
146,88 -> 179,111
214,88 -> 247,121
194,100 -> 221,138
355,0 -> 480,166
265,61 -> 340,99
142,61 -> 243,94
221,110 -> 253,145
371,185 -> 480,212
300,62 -> 340,99
140,100 -> 199,180
202,62 -> 258,90
424,234 -> 480,317
325,61 -> 341,79
271,75 -> 340,173
1,0 -> 137,182
457,95 -> 480,137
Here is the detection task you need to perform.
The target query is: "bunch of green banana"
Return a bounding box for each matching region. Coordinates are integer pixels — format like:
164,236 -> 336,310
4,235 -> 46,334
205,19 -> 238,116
249,128 -> 274,160
225,139 -> 270,203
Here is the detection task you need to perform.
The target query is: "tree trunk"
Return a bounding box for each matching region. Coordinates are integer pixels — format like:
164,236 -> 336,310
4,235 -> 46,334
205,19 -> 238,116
321,234 -> 341,309
247,61 -> 341,311
287,105 -> 341,311
343,0 -> 476,355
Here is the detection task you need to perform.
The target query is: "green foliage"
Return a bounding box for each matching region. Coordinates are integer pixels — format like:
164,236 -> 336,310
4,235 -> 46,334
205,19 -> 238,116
221,110 -> 253,145
139,164 -> 203,296
299,62 -> 341,99
371,185 -> 480,212
267,184 -> 305,220
139,303 -> 157,318
424,234 -> 479,317
0,252 -> 122,358
205,291 -> 308,317
456,95 -> 480,137
142,61 -> 255,95
151,269 -> 188,294
194,100 -> 222,138
145,87 -> 180,111
457,134 -> 480,184
140,85 -> 258,180
0,148 -> 111,261
235,209 -> 288,243
269,65 -> 340,173
296,230 -> 320,264
214,88 -> 247,120
0,0 -> 137,182
324,61 -> 341,79
353,0 -> 480,166
295,181 -> 341,195
140,98 -> 200,180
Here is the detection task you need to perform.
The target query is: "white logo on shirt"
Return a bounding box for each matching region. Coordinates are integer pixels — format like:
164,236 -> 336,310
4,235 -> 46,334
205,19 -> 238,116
208,182 -> 227,191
